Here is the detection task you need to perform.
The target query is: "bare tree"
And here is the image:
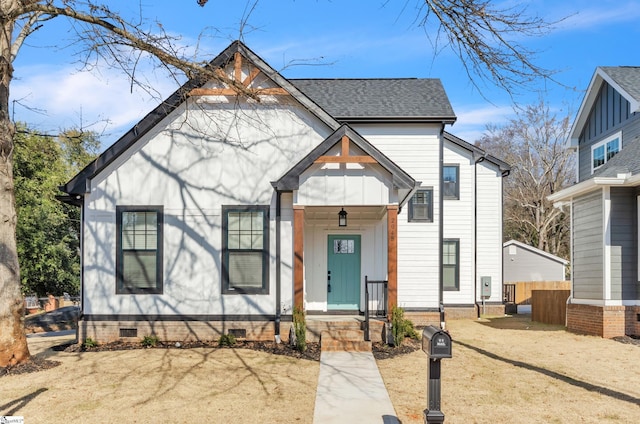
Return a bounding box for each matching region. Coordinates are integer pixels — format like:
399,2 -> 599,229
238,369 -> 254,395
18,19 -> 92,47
0,0 -> 234,367
418,0 -> 561,97
0,0 -> 561,367
476,101 -> 574,258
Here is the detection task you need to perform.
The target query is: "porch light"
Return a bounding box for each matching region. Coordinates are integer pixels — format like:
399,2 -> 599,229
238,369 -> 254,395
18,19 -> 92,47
338,208 -> 348,227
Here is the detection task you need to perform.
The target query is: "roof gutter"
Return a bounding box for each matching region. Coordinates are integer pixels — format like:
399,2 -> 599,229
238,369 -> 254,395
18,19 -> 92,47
337,116 -> 457,125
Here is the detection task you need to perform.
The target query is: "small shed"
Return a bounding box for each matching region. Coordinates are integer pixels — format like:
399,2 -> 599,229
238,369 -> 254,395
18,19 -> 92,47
503,240 -> 568,282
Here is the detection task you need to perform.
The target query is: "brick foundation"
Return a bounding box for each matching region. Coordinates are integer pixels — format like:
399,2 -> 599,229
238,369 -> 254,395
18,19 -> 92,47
404,311 -> 441,327
566,303 -> 640,338
625,306 -> 640,336
79,319 -> 291,344
404,304 -> 504,325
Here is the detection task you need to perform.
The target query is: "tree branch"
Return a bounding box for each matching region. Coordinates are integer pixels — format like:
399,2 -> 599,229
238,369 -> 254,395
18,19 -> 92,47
420,0 -> 563,97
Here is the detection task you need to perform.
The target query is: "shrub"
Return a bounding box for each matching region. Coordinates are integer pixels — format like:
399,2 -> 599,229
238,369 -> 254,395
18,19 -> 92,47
292,306 -> 306,352
218,333 -> 237,347
142,335 -> 159,348
83,337 -> 98,348
391,306 -> 419,347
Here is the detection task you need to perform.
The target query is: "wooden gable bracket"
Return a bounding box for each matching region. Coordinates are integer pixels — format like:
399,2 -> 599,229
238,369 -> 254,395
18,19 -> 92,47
314,136 -> 378,164
189,52 -> 289,97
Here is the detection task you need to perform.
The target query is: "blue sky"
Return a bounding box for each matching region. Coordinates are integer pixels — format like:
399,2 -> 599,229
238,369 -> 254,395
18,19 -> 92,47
10,0 -> 640,147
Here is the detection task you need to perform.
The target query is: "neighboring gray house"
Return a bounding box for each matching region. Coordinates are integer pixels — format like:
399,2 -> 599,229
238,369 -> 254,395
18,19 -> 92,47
549,66 -> 640,338
503,240 -> 568,282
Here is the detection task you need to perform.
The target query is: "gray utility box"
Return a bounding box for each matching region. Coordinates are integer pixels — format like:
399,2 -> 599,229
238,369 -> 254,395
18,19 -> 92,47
481,276 -> 492,298
422,325 -> 452,359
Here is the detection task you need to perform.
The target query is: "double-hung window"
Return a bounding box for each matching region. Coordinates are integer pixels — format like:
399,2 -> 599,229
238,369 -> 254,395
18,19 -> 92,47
443,239 -> 459,291
222,205 -> 270,294
116,206 -> 163,294
408,188 -> 433,222
443,165 -> 459,199
591,132 -> 621,173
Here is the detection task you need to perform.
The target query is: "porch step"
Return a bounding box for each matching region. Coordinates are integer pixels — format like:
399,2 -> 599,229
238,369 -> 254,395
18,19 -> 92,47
320,330 -> 372,352
306,319 -> 362,342
305,317 -> 387,343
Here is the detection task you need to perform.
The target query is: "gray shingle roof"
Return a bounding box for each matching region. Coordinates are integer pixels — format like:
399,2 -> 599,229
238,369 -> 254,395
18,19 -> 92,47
61,41 -> 458,196
291,78 -> 456,122
600,66 -> 640,105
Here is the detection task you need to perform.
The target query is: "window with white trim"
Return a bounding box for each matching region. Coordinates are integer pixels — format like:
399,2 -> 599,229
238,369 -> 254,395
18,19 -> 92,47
591,132 -> 621,173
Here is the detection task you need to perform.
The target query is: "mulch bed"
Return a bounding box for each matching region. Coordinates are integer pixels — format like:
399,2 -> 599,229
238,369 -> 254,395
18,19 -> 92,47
58,339 -> 325,361
0,357 -> 61,377
57,338 -> 420,361
612,335 -> 640,346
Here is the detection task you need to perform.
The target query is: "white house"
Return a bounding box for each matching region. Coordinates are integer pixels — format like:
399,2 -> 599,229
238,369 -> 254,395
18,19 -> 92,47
61,41 -> 509,343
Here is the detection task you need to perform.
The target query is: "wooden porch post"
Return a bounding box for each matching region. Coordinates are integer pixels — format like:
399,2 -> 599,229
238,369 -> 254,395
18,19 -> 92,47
387,205 -> 398,316
293,206 -> 305,309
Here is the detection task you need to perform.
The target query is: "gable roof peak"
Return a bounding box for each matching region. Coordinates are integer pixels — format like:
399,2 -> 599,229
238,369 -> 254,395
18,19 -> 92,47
569,66 -> 640,145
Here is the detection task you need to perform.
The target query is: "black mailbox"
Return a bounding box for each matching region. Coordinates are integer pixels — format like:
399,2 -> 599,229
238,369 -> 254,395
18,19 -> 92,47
422,325 -> 452,359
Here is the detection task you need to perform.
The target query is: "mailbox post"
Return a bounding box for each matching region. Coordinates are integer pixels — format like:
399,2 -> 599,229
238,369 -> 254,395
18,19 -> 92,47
422,325 -> 452,424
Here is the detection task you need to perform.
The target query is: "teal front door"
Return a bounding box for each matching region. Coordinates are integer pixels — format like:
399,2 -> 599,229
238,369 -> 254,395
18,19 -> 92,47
327,235 -> 361,310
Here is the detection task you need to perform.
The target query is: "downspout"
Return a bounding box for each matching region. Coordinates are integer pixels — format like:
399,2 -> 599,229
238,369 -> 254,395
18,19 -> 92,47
79,195 -> 85,344
439,127 -> 445,330
274,188 -> 282,343
473,154 -> 486,319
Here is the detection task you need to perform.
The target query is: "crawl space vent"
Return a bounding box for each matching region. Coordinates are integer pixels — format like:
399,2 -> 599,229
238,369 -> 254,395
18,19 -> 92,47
228,329 -> 247,339
120,328 -> 138,338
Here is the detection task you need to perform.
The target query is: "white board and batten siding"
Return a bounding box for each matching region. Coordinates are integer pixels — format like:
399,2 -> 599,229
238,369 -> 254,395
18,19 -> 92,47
83,94 -> 330,317
355,124 -> 443,309
303,221 -> 387,311
296,143 -> 396,206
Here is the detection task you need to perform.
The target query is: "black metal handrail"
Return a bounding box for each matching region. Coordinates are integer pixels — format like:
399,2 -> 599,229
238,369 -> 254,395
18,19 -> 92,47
364,276 -> 388,341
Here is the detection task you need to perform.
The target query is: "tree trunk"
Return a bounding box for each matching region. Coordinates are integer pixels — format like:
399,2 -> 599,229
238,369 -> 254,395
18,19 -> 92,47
0,5 -> 30,367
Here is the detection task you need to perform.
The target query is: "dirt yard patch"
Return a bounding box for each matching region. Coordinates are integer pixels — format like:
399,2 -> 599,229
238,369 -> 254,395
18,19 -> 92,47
378,315 -> 640,423
3,314 -> 639,423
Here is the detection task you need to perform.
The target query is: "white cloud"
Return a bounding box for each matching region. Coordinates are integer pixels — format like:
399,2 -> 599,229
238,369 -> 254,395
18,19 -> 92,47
11,63 -> 180,144
448,104 -> 514,143
550,1 -> 640,32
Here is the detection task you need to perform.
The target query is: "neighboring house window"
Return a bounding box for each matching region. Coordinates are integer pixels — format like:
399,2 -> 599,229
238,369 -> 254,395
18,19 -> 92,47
443,239 -> 459,291
443,165 -> 459,199
116,206 -> 163,294
222,205 -> 270,294
591,132 -> 621,173
408,188 -> 433,222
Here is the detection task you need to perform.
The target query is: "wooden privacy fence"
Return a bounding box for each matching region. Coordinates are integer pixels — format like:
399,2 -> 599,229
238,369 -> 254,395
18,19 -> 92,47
531,290 -> 571,325
506,281 -> 571,305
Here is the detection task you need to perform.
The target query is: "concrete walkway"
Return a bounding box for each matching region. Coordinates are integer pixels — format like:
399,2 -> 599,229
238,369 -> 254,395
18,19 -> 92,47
313,351 -> 400,424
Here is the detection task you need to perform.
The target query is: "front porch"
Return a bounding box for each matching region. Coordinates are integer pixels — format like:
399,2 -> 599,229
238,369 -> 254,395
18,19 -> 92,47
273,125 -> 418,318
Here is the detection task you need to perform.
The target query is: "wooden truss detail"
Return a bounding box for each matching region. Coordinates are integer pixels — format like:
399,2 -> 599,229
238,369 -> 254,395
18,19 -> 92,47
314,136 -> 378,164
189,52 -> 289,97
